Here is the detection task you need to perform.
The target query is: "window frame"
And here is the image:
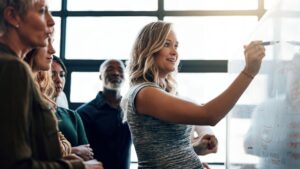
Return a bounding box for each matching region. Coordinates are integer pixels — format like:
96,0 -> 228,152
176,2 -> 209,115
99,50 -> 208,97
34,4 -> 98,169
51,0 -> 267,166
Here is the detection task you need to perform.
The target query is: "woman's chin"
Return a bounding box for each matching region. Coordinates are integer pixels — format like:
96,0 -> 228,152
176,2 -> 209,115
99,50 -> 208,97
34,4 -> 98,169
169,67 -> 176,72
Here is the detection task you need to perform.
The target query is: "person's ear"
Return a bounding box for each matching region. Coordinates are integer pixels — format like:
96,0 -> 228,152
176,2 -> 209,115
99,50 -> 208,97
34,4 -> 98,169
3,6 -> 22,29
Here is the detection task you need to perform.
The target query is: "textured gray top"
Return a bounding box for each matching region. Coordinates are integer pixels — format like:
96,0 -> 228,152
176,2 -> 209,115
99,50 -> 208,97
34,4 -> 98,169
122,82 -> 203,169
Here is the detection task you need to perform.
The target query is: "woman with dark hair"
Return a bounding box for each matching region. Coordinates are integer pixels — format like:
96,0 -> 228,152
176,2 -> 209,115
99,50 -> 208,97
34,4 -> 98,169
52,55 -> 67,100
52,55 -> 69,108
52,55 -> 94,161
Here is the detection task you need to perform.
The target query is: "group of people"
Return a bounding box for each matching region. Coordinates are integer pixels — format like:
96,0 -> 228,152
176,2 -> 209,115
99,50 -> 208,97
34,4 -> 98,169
0,0 -> 266,169
0,0 -> 102,169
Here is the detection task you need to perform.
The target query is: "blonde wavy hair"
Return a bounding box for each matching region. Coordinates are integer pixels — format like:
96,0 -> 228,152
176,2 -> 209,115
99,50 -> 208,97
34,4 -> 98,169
128,21 -> 177,94
25,48 -> 56,107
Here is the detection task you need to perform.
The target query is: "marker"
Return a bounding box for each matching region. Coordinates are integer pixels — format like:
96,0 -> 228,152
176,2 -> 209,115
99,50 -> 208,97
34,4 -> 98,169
286,41 -> 300,46
262,41 -> 280,46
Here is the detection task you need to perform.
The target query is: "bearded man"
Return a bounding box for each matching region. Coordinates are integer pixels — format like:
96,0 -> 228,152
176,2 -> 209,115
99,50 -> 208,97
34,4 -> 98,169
77,59 -> 131,169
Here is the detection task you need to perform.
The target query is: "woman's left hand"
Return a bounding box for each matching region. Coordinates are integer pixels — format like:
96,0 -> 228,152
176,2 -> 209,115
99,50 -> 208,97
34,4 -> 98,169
192,134 -> 218,155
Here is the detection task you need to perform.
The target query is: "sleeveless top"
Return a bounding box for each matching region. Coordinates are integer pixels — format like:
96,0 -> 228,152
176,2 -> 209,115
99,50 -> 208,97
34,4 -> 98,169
122,82 -> 203,169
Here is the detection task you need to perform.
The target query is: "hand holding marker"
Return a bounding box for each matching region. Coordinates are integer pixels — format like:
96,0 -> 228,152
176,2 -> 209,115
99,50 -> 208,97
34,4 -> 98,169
262,41 -> 280,46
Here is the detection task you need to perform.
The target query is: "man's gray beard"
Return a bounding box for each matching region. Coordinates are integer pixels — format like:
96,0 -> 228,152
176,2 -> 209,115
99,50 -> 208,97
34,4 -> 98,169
104,81 -> 122,90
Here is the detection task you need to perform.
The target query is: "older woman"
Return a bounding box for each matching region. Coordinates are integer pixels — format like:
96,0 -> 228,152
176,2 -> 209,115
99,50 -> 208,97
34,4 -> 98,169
0,1 -> 102,169
0,56 -> 104,169
0,0 -> 54,59
0,56 -> 57,169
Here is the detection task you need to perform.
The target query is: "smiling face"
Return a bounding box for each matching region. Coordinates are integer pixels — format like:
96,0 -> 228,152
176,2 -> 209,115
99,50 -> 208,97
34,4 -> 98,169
17,0 -> 55,48
154,29 -> 179,78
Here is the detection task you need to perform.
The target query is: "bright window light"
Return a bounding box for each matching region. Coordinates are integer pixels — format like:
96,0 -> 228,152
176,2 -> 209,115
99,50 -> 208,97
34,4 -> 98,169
65,17 -> 157,60
70,72 -> 129,103
48,0 -> 61,11
67,0 -> 157,11
165,16 -> 258,60
165,0 -> 258,10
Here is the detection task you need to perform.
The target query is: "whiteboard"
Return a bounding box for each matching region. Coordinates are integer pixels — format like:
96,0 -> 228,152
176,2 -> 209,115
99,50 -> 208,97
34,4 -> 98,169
228,0 -> 300,168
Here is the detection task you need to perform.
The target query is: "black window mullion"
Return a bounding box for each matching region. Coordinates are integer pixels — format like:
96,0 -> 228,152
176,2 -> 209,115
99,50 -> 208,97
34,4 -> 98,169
58,0 -> 265,113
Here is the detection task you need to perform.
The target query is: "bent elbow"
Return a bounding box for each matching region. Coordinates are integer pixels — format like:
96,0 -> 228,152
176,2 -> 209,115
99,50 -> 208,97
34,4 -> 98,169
198,105 -> 223,126
209,119 -> 218,126
208,112 -> 219,126
204,116 -> 219,126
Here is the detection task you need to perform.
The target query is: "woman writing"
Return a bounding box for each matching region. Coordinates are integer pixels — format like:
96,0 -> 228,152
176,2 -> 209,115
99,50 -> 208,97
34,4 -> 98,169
122,21 -> 265,169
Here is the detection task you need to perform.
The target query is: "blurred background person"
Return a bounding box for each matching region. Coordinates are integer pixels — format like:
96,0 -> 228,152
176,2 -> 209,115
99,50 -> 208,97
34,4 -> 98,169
77,59 -> 132,169
52,55 -> 94,161
52,55 -> 69,109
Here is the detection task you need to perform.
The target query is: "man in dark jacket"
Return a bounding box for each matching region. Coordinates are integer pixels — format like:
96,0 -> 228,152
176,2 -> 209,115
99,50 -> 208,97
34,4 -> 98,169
77,59 -> 131,169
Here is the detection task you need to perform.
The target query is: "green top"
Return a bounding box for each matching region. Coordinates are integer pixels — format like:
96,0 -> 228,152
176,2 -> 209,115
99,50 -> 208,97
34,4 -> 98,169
56,107 -> 88,146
